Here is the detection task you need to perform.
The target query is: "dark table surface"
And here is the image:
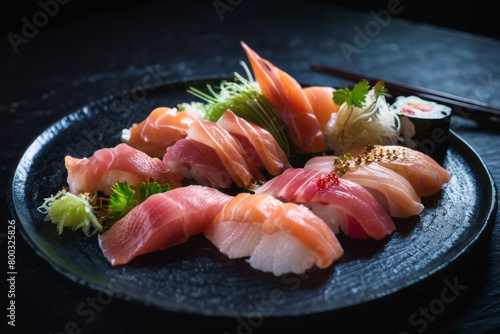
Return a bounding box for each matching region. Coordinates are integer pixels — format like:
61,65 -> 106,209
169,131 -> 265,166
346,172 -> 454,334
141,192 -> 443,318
2,1 -> 499,333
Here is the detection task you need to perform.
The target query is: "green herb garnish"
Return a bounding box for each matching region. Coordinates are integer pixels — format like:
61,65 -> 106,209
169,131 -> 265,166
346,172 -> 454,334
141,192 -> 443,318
107,182 -> 138,222
138,180 -> 172,203
332,79 -> 388,108
333,79 -> 370,108
38,180 -> 173,235
186,61 -> 290,155
373,81 -> 388,98
108,179 -> 172,223
329,79 -> 397,154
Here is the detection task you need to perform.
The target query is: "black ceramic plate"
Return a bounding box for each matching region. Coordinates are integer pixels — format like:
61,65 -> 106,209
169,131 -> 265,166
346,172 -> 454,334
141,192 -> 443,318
9,78 -> 497,317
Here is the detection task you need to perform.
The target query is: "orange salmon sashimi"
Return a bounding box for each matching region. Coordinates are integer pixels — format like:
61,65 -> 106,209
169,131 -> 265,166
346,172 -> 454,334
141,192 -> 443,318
99,185 -> 232,266
126,107 -> 198,158
303,86 -> 339,133
204,193 -> 343,276
217,109 -> 291,176
65,143 -> 182,195
187,119 -> 265,189
351,145 -> 451,197
241,42 -> 325,154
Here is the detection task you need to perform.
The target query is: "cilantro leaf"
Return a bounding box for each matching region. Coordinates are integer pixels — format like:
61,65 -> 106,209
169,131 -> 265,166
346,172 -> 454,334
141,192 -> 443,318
332,85 -> 351,106
108,182 -> 138,222
332,79 -> 370,108
349,79 -> 370,108
374,81 -> 388,98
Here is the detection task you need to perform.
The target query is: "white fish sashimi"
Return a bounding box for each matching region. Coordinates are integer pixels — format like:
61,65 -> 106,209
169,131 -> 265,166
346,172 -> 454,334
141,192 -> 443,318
305,156 -> 424,218
350,145 -> 451,197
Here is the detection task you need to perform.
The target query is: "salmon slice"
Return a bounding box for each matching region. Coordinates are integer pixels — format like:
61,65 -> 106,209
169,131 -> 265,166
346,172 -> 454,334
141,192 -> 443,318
99,185 -> 232,266
187,119 -> 265,188
65,143 -> 182,195
303,86 -> 339,133
205,193 -> 343,276
217,110 -> 291,175
127,107 -> 198,158
256,168 -> 395,240
305,156 -> 424,218
351,145 -> 451,197
241,42 -> 325,154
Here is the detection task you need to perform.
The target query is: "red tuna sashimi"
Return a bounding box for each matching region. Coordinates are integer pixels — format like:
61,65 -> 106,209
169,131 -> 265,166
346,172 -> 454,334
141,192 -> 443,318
65,143 -> 182,195
256,168 -> 395,240
305,156 -> 424,218
187,119 -> 265,188
217,110 -> 291,175
163,139 -> 232,188
99,185 -> 232,266
241,42 -> 325,154
126,107 -> 198,158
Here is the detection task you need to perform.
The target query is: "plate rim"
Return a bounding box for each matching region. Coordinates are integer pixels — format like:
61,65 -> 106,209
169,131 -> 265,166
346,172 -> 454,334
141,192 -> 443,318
8,77 -> 498,318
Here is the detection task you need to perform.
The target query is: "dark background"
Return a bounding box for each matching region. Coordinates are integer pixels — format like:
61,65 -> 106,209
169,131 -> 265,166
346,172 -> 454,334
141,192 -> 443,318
2,0 -> 499,333
1,0 -> 498,39
0,0 -> 500,38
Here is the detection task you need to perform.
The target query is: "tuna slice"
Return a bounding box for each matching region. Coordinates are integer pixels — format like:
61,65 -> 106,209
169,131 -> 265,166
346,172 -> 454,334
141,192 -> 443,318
163,139 -> 233,188
99,185 -> 232,266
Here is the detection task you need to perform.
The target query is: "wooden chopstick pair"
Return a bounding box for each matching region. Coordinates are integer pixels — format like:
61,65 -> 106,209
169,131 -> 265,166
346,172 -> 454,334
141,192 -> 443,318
311,62 -> 500,123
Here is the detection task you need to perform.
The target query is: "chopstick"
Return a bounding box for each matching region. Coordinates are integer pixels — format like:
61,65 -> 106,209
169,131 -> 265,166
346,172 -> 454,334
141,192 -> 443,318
311,62 -> 500,123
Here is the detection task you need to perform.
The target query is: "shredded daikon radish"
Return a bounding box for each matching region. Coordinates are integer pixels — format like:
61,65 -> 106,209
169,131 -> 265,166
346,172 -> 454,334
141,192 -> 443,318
325,88 -> 401,154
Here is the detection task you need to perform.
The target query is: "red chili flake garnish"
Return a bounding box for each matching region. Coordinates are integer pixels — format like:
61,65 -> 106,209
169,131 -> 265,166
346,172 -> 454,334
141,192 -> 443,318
317,172 -> 340,191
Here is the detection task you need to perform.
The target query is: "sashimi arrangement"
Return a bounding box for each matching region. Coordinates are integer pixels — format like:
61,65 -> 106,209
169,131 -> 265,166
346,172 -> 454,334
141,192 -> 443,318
37,42 -> 451,277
